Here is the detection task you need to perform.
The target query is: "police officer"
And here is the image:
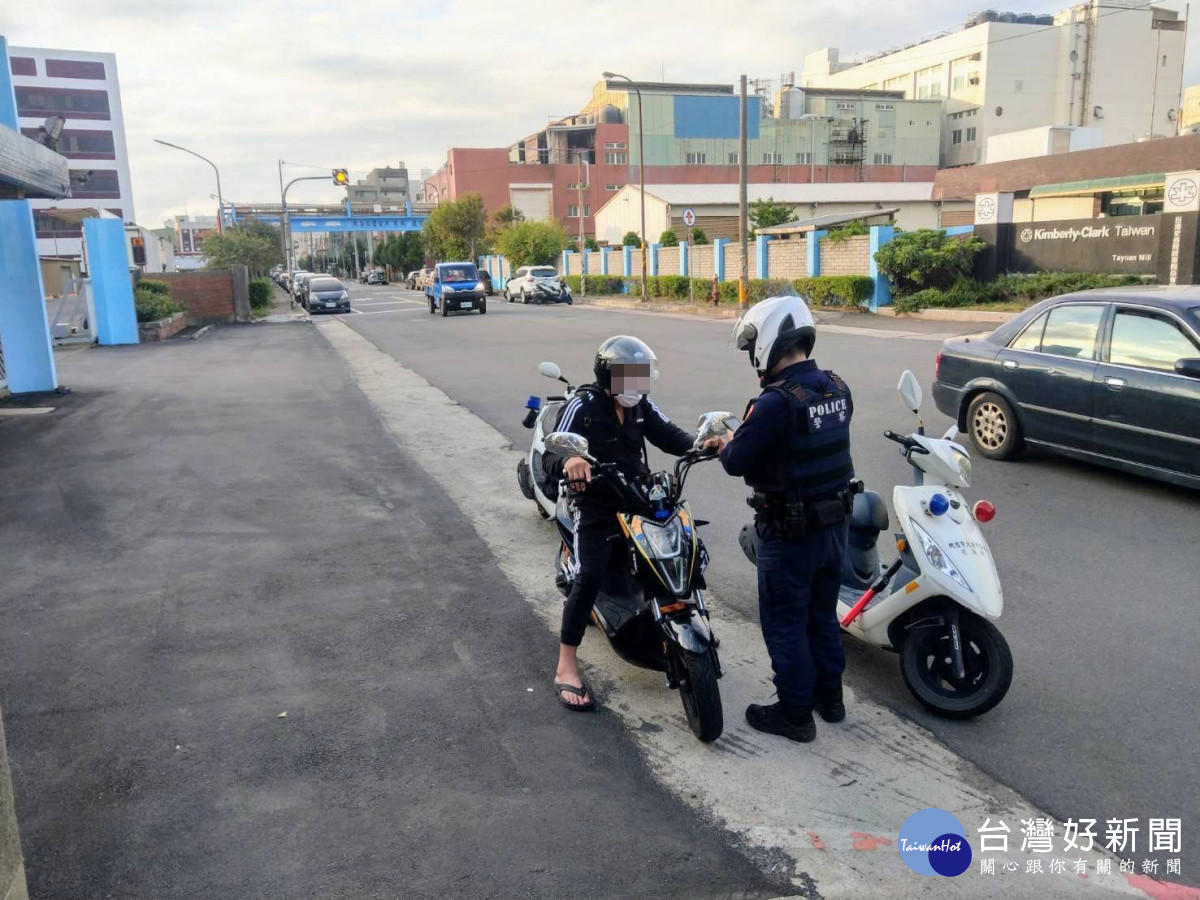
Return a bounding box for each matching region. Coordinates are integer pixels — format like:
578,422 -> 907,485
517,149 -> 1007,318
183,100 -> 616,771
543,336 -> 714,711
719,295 -> 856,742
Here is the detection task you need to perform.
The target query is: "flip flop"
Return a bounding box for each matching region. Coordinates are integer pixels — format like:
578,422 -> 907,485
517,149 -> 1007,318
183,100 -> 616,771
554,681 -> 595,712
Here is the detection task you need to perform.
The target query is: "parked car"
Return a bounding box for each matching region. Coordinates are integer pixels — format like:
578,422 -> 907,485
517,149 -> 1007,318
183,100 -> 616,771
504,266 -> 563,303
425,262 -> 487,316
478,269 -> 494,296
292,272 -> 314,303
405,270 -> 421,290
359,270 -> 370,284
305,275 -> 351,314
366,268 -> 388,285
933,286 -> 1200,488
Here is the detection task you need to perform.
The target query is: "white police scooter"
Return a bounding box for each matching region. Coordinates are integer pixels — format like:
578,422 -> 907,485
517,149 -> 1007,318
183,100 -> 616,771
740,370 -> 1012,718
516,362 -> 578,519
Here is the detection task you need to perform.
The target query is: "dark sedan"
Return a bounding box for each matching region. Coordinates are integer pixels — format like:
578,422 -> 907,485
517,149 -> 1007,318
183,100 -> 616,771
933,286 -> 1200,488
305,276 -> 351,314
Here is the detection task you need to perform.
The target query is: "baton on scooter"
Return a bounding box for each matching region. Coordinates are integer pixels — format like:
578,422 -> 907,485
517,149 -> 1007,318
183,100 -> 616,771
840,541 -> 908,628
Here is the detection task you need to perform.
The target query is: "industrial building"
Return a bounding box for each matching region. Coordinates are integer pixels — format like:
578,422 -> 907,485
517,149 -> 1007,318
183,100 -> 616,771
802,0 -> 1187,166
346,163 -> 410,208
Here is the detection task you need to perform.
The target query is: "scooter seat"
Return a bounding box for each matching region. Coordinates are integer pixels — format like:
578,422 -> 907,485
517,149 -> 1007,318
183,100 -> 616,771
850,491 -> 889,534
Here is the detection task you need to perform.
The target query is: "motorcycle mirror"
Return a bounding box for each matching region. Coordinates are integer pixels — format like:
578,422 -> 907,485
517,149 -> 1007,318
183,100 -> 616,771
694,410 -> 737,447
897,369 -> 923,414
942,424 -> 959,441
545,431 -> 592,460
538,361 -> 562,381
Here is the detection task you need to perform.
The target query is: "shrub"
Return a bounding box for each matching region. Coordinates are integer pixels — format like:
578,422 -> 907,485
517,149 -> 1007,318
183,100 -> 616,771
134,287 -> 183,323
249,277 -> 273,309
647,275 -> 690,298
792,275 -> 874,308
563,274 -> 624,294
138,279 -> 170,296
873,229 -> 986,295
825,218 -> 869,243
622,231 -> 641,247
891,272 -> 1155,312
659,229 -> 679,247
690,227 -> 709,245
495,220 -> 570,268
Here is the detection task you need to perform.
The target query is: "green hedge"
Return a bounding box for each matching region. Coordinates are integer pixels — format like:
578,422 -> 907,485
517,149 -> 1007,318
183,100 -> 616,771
563,275 -> 624,294
565,274 -> 874,307
892,272 -> 1155,313
249,277 -> 273,309
793,276 -> 874,308
138,279 -> 170,296
134,286 -> 184,323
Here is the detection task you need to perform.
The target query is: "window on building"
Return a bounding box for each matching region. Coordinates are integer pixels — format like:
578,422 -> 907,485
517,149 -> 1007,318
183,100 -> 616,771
605,183 -> 622,191
566,182 -> 583,190
603,151 -> 627,165
952,75 -> 965,92
67,168 -> 120,198
603,141 -> 627,150
875,103 -> 895,111
966,127 -> 976,142
9,56 -> 36,76
568,205 -> 591,218
873,153 -> 893,164
952,129 -> 963,144
15,86 -> 111,119
685,151 -> 706,164
45,58 -> 106,80
23,127 -> 115,158
930,84 -> 942,97
728,152 -> 739,165
762,152 -> 783,164
917,86 -> 929,99
796,152 -> 812,164
836,101 -> 856,110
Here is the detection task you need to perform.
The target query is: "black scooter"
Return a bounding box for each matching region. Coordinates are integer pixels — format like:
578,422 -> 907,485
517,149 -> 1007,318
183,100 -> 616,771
544,424 -> 730,742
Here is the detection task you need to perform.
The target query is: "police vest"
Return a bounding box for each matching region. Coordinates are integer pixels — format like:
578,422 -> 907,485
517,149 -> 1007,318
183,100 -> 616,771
746,370 -> 854,500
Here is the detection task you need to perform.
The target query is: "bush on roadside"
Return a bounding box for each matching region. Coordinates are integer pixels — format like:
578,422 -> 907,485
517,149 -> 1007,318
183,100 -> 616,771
249,277 -> 273,309
563,275 -> 624,294
873,228 -> 986,296
138,279 -> 170,296
891,272 -> 1156,313
659,229 -> 679,248
792,275 -> 874,308
134,286 -> 184,323
622,231 -> 641,247
648,275 -> 690,298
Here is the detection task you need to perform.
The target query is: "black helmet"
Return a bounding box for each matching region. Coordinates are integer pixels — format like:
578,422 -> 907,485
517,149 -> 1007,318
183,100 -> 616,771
593,335 -> 659,390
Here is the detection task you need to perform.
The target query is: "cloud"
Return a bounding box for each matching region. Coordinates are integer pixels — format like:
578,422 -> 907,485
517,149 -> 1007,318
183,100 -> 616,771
7,0 -> 1196,226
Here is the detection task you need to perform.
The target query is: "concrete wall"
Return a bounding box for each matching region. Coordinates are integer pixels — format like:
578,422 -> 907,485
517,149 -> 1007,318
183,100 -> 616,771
767,239 -> 807,275
690,244 -> 714,279
0,705 -> 28,900
143,270 -> 236,325
818,234 -> 872,275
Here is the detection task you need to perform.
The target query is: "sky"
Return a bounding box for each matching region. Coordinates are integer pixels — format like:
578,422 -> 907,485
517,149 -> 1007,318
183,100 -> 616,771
5,0 -> 1197,228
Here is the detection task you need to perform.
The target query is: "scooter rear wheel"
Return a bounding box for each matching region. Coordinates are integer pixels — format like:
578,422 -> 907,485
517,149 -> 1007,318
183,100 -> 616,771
676,647 -> 723,742
899,609 -> 1013,719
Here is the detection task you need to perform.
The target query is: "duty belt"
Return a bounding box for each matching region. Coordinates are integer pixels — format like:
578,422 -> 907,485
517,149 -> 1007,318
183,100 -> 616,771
748,479 -> 863,537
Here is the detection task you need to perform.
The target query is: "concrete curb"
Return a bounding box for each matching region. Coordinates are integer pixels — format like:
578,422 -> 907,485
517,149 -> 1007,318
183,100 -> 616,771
578,296 -> 741,318
877,307 -> 1017,324
190,324 -> 215,341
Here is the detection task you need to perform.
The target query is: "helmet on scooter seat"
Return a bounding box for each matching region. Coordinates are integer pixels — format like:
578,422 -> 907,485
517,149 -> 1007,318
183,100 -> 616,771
731,295 -> 816,376
593,335 -> 659,391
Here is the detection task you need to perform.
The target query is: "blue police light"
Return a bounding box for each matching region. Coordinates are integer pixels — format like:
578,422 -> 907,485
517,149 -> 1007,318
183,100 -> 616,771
525,395 -> 541,410
928,493 -> 950,516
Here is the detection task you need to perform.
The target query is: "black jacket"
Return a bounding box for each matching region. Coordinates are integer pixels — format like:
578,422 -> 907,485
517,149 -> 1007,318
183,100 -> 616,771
543,385 -> 693,504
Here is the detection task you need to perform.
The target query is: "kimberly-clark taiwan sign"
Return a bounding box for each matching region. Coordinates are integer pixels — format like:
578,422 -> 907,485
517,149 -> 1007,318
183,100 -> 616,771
1009,214 -> 1160,275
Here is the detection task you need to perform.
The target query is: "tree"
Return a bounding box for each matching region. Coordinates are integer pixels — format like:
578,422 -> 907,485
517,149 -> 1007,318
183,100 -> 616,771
873,229 -> 987,296
202,225 -> 280,275
584,236 -> 600,251
622,231 -> 641,247
493,203 -> 525,228
749,198 -> 794,235
659,229 -> 679,247
494,220 -> 570,268
375,231 -> 424,273
423,192 -> 489,261
690,227 -> 709,245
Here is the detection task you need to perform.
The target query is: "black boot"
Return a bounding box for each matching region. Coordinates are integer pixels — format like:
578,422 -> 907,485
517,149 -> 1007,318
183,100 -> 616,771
745,702 -> 816,743
814,686 -> 846,724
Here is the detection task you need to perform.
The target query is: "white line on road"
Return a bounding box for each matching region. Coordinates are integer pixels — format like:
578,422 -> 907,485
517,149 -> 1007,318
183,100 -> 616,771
346,307 -> 429,317
319,319 -> 1147,900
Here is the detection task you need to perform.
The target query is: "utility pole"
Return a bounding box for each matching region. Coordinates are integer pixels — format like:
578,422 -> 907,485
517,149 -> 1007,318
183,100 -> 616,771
278,159 -> 289,272
738,74 -> 749,311
577,155 -> 588,299
604,72 -> 648,301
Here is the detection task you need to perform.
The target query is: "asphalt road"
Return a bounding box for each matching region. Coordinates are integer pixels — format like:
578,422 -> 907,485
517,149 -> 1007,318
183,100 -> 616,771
340,282 -> 1200,881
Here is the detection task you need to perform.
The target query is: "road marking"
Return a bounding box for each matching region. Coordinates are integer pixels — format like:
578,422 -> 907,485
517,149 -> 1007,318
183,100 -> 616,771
346,307 -> 429,317
319,318 -> 1147,899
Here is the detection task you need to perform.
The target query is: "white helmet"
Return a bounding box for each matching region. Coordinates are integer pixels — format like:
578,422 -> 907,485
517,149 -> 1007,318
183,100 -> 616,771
731,295 -> 816,375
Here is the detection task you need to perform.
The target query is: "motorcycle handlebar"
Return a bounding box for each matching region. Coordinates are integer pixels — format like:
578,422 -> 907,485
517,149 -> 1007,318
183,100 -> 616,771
884,430 -> 930,455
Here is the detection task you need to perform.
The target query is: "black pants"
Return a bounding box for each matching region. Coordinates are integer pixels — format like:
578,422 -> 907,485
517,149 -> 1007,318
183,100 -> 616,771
560,504 -> 622,647
755,519 -> 848,709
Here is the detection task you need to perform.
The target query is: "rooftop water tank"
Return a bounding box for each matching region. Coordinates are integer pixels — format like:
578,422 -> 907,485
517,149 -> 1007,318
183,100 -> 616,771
1035,14 -> 1054,25
1016,12 -> 1036,24
997,11 -> 1017,23
599,104 -> 622,124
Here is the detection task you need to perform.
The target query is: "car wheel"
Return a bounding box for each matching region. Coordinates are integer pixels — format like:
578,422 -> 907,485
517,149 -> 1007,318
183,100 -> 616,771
966,392 -> 1024,460
479,299 -> 487,315
429,300 -> 435,315
441,299 -> 449,317
521,290 -> 529,305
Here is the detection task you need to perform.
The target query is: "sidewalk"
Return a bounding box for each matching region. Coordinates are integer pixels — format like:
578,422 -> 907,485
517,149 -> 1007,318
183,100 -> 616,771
0,327 -> 776,899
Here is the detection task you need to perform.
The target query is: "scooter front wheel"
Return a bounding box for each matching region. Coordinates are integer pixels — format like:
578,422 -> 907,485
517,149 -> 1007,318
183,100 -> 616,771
899,609 -> 1013,719
676,647 -> 723,742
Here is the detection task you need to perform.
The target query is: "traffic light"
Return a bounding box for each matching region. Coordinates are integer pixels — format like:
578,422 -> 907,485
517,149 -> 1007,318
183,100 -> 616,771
332,168 -> 349,186
130,235 -> 146,266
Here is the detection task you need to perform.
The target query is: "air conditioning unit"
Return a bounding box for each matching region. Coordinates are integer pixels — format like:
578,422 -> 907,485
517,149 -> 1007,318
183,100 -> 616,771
969,76 -> 981,85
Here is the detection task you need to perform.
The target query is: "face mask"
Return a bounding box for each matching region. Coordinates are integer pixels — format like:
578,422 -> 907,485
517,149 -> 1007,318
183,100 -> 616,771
616,392 -> 643,408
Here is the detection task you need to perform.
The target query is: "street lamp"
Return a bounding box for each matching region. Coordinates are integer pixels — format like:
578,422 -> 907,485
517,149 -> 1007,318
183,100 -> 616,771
422,180 -> 444,206
153,138 -> 225,233
603,71 -> 647,301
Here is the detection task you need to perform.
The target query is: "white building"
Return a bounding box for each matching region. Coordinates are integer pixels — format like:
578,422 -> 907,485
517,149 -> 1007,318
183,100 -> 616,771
170,215 -> 216,269
801,1 -> 1187,167
8,46 -> 135,259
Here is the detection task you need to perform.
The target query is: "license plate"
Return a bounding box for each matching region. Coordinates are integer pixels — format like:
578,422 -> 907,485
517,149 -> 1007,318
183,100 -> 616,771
460,301 -> 473,308
325,302 -> 335,307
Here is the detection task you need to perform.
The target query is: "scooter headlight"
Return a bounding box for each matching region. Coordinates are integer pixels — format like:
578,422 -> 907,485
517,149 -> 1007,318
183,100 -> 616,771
950,445 -> 972,486
909,518 -> 972,593
638,517 -> 683,558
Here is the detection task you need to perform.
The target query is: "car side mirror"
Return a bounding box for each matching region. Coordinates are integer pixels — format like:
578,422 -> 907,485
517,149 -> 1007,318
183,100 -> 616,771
1174,358 -> 1200,379
897,369 -> 923,413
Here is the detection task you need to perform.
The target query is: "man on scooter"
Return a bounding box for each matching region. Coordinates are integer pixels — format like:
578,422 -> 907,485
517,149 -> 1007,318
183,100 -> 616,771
719,295 -> 856,743
543,335 -> 725,711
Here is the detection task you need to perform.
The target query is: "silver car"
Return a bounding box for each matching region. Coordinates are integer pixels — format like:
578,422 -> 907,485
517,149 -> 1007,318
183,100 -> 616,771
504,266 -> 561,303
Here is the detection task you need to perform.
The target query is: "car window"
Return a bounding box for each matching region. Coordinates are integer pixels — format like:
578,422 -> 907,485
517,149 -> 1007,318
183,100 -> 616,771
1038,304 -> 1105,360
441,265 -> 477,282
531,267 -> 557,278
1009,312 -> 1047,352
309,278 -> 341,291
1109,308 -> 1200,372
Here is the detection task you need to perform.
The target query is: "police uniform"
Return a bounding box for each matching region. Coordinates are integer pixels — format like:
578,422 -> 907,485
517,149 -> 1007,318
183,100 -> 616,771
720,359 -> 854,717
544,385 -> 694,647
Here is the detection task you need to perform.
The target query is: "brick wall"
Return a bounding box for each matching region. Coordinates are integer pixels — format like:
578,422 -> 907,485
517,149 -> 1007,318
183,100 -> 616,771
658,246 -> 680,276
725,244 -> 744,281
818,234 -> 871,276
767,239 -> 807,278
691,245 -> 714,279
603,249 -> 622,275
628,249 -> 645,278
143,271 -> 236,325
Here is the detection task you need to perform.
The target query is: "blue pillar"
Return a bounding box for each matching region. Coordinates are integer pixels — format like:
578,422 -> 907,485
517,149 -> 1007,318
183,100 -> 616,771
562,249 -> 573,276
600,249 -> 609,276
869,225 -> 896,311
83,219 -> 139,345
622,244 -> 632,277
806,231 -> 822,277
755,235 -> 772,279
679,241 -> 689,277
649,243 -> 660,277
713,239 -> 727,281
0,37 -> 58,392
